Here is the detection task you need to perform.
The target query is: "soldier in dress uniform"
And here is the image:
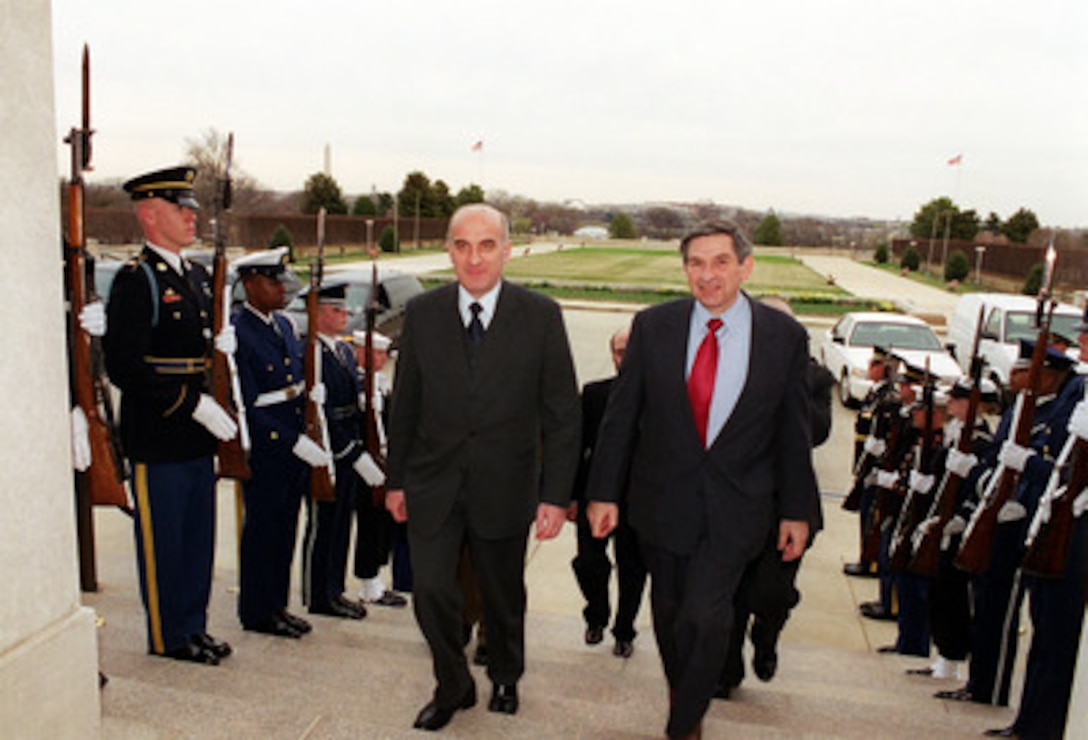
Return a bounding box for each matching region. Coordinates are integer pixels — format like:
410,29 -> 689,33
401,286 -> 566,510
103,166 -> 238,665
232,247 -> 324,638
301,283 -> 381,619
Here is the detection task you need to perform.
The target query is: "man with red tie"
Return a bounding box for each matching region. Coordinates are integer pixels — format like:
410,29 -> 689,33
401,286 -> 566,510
586,221 -> 816,739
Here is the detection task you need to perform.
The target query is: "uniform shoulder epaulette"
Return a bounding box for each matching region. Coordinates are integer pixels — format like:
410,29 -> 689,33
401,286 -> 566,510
121,252 -> 147,271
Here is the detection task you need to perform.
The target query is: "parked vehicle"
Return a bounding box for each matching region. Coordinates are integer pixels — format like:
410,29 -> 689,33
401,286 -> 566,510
820,312 -> 962,406
945,292 -> 1082,391
286,268 -> 425,342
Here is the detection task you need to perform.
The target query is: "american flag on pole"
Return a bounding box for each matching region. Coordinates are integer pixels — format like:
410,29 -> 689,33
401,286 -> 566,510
471,140 -> 483,152
947,154 -> 963,166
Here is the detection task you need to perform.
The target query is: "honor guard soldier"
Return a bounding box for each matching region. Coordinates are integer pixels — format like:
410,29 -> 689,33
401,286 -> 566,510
104,166 -> 238,665
301,282 -> 380,619
232,247 -> 321,638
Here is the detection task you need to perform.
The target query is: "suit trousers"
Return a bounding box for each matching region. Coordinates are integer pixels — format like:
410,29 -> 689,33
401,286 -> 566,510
572,501 -> 647,642
354,485 -> 395,580
643,535 -> 753,739
930,541 -> 971,661
409,501 -> 529,708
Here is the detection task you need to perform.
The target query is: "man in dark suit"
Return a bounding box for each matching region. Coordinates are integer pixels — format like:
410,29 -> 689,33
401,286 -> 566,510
570,326 -> 648,658
385,204 -> 581,732
587,221 -> 817,740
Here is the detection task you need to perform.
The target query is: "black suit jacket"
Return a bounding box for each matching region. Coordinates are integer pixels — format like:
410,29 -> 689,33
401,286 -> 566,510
571,376 -> 616,504
386,281 -> 581,539
586,294 -> 817,557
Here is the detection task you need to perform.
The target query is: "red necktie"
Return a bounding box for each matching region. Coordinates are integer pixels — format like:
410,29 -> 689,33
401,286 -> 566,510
688,318 -> 723,446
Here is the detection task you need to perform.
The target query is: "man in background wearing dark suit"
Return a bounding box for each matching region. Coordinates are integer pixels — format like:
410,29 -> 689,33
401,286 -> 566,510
569,326 -> 648,659
385,204 -> 581,732
587,221 -> 817,739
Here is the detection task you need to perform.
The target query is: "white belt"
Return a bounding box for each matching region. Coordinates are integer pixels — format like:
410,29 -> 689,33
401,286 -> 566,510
253,381 -> 305,408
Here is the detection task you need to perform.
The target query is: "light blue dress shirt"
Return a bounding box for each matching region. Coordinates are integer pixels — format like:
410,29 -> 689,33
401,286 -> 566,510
686,294 -> 752,447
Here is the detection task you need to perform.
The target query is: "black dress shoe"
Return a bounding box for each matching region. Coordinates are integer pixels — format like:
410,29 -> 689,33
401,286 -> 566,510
753,647 -> 777,681
280,611 -> 312,634
585,625 -> 604,645
160,642 -> 220,665
309,599 -> 365,620
934,686 -> 974,702
473,644 -> 489,666
373,590 -> 408,608
192,633 -> 232,659
843,562 -> 877,577
859,602 -> 897,621
244,615 -> 303,638
488,683 -> 518,714
876,645 -> 899,654
613,640 -> 634,658
98,671 -> 108,689
413,684 -> 477,731
983,727 -> 1018,738
336,594 -> 368,618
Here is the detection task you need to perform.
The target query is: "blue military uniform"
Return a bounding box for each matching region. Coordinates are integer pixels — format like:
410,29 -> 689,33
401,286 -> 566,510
231,247 -> 312,634
103,166 -> 224,663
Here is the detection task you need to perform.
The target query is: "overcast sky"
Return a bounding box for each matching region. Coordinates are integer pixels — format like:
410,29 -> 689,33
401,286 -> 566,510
51,1 -> 1086,227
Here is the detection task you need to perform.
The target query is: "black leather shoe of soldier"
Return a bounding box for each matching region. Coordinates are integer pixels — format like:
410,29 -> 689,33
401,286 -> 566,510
842,562 -> 877,577
280,610 -> 312,634
373,590 -> 408,608
310,599 -> 364,620
584,625 -> 604,645
859,601 -> 897,621
193,632 -> 232,659
160,642 -> 219,665
245,614 -> 303,638
982,727 -> 1018,738
488,683 -> 519,714
613,640 -> 634,658
413,683 -> 476,731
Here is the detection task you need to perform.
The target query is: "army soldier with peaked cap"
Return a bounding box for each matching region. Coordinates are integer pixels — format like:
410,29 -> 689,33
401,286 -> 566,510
232,247 -> 324,638
104,166 -> 238,665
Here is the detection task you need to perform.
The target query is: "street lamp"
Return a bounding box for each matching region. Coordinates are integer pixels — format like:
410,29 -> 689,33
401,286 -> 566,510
974,245 -> 986,285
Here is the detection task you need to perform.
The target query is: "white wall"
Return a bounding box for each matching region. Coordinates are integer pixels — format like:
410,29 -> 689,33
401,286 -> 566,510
0,0 -> 101,735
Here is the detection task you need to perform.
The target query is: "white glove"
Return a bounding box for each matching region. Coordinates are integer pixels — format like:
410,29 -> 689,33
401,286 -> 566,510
863,437 -> 886,457
863,469 -> 879,488
1068,400 -> 1088,441
192,394 -> 238,441
918,515 -> 940,536
998,441 -> 1035,473
309,382 -> 327,406
292,435 -> 332,468
78,300 -> 106,337
941,515 -> 966,550
71,406 -> 91,472
945,448 -> 978,478
214,324 -> 237,355
909,470 -> 935,495
353,451 -> 386,486
372,389 -> 384,414
876,470 -> 900,489
997,500 -> 1027,523
1074,488 -> 1088,518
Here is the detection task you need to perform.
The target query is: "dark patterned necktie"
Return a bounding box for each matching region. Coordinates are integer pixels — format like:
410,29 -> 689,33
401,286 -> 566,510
468,302 -> 485,345
687,318 -> 723,446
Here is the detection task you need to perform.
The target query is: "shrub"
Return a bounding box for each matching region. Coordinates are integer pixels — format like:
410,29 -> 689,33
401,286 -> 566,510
1022,263 -> 1044,296
944,249 -> 969,282
379,225 -> 398,253
900,245 -> 921,271
874,243 -> 889,264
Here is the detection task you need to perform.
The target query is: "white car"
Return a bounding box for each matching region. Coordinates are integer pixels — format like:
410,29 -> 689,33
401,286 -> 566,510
820,312 -> 963,406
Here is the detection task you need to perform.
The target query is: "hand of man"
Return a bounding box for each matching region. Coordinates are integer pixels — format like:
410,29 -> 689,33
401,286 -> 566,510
945,448 -> 978,478
353,451 -> 386,486
998,441 -> 1035,473
78,300 -> 106,337
292,435 -> 332,468
535,503 -> 567,540
565,501 -> 578,522
71,406 -> 91,472
778,519 -> 809,562
997,500 -> 1028,523
214,324 -> 237,355
1073,487 -> 1088,518
941,514 -> 966,550
909,470 -> 935,495
192,394 -> 238,441
863,436 -> 886,457
385,489 -> 407,522
586,501 -> 618,539
309,382 -> 327,406
876,470 -> 900,490
1068,400 -> 1088,441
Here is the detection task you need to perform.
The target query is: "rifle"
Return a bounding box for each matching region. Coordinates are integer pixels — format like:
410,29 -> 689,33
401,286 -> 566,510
362,258 -> 388,507
909,305 -> 986,576
304,207 -> 336,502
955,302 -> 1055,574
843,360 -> 895,512
860,369 -> 906,564
889,359 -> 936,571
1021,384 -> 1088,577
210,132 -> 251,481
64,45 -> 127,509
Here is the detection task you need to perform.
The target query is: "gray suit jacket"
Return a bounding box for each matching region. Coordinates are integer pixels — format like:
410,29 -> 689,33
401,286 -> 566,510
586,294 -> 817,558
386,281 -> 581,539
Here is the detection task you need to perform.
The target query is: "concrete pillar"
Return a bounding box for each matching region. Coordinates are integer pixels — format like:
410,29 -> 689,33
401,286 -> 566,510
0,1 -> 101,736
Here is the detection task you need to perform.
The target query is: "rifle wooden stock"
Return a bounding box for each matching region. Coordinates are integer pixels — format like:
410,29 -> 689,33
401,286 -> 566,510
956,316 -> 1051,574
890,371 -> 936,571
843,396 -> 894,512
363,260 -> 387,507
211,250 -> 250,481
1022,434 -> 1087,577
305,208 -> 336,502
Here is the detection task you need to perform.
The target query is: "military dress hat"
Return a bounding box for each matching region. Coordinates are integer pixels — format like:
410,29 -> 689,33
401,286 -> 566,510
870,345 -> 891,364
352,329 -> 391,351
233,247 -> 291,280
299,281 -> 349,308
123,166 -> 199,209
949,377 -> 1000,405
1013,338 -> 1076,372
895,358 -> 927,385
